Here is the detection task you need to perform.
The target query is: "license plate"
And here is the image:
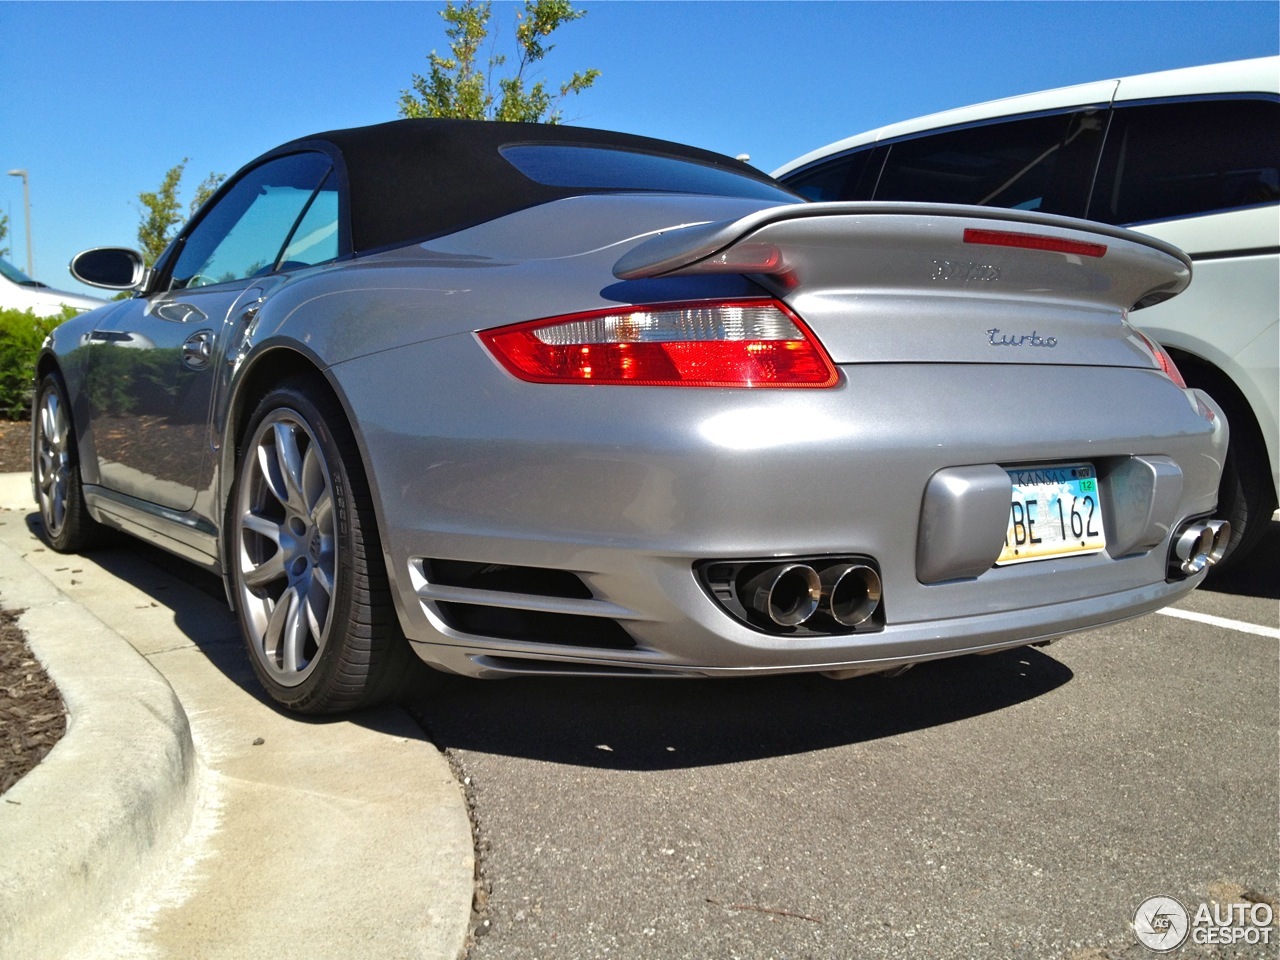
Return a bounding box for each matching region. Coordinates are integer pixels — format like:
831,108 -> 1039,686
997,463 -> 1106,565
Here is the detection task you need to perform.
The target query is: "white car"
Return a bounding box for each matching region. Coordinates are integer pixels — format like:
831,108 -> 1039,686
0,256 -> 106,316
776,57 -> 1279,569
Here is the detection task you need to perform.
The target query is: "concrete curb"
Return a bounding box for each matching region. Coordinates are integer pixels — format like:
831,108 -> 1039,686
0,472 -> 474,959
0,529 -> 197,960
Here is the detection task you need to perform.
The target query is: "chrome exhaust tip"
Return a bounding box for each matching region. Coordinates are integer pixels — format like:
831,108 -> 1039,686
1205,519 -> 1231,565
820,563 -> 883,627
1171,519 -> 1230,576
1173,523 -> 1214,575
701,554 -> 885,635
743,563 -> 821,627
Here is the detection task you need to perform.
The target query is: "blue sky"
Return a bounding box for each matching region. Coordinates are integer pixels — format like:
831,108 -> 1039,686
2,1 -> 1276,297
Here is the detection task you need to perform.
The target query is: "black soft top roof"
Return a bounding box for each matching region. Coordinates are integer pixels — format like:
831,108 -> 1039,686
261,119 -> 786,254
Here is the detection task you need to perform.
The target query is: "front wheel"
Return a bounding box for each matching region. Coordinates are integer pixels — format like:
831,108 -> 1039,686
229,383 -> 410,713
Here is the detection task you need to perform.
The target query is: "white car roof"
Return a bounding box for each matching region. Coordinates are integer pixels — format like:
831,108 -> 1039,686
775,56 -> 1280,178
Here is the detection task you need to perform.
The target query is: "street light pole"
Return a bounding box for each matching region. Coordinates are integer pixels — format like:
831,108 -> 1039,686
7,169 -> 33,277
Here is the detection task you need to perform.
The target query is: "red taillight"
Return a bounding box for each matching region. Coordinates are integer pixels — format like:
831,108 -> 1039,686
479,299 -> 839,387
1134,329 -> 1187,388
963,227 -> 1107,259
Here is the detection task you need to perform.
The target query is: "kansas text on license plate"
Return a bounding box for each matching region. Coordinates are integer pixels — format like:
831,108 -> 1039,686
997,463 -> 1106,564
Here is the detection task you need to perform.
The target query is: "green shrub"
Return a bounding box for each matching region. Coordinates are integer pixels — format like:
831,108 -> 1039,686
0,306 -> 77,420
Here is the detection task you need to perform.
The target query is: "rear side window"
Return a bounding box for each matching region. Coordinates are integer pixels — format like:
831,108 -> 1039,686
872,110 -> 1105,216
1089,97 -> 1280,225
500,144 -> 797,203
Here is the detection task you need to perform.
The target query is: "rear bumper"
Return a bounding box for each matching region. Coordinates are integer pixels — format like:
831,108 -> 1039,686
333,341 -> 1227,679
413,572 -> 1196,679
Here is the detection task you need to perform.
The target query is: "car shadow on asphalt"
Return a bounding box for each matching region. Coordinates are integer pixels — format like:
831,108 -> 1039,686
406,646 -> 1073,771
20,512 -> 410,732
23,510 -> 1075,765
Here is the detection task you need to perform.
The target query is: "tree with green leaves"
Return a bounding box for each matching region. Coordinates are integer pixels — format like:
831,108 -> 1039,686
0,212 -> 9,259
399,0 -> 599,124
189,171 -> 225,217
136,160 -> 226,266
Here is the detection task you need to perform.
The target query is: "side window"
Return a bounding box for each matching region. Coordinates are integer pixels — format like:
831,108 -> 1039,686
1089,98 -> 1280,226
783,148 -> 876,202
168,152 -> 335,290
872,110 -> 1105,216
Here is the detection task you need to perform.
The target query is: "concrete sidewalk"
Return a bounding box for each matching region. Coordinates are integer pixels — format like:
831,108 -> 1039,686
0,473 -> 473,960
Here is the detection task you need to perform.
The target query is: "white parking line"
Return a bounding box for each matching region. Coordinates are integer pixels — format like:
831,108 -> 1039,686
1158,606 -> 1280,639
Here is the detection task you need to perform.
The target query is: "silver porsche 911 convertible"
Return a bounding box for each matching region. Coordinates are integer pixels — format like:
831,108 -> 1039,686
36,119 -> 1228,713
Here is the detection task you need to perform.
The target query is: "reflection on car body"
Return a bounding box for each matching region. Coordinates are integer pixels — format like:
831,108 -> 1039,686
80,330 -> 155,348
35,119 -> 1228,713
0,256 -> 105,316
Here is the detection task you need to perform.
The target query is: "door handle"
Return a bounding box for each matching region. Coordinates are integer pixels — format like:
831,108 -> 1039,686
182,329 -> 215,369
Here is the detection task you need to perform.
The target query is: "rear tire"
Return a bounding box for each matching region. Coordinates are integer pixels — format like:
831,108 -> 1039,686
228,381 -> 412,713
1210,430 -> 1276,575
33,372 -> 104,552
1172,351 -> 1278,575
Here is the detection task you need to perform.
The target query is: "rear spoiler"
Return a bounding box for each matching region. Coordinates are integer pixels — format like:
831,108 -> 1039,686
613,202 -> 1192,303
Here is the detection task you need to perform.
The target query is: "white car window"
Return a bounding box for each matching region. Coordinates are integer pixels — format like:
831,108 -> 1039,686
1090,97 -> 1280,225
874,109 -> 1104,216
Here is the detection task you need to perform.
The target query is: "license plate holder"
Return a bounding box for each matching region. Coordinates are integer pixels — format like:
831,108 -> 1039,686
997,463 -> 1106,565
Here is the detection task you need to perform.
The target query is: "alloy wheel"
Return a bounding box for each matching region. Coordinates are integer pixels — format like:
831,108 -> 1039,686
35,385 -> 71,538
234,409 -> 337,686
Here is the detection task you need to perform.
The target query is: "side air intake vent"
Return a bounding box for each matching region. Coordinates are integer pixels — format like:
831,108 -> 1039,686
436,604 -> 636,649
425,560 -> 593,598
410,559 -> 637,651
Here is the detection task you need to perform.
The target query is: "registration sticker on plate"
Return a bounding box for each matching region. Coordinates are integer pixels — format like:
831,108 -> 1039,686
997,463 -> 1106,565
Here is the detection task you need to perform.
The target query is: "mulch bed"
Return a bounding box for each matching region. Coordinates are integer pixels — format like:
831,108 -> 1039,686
1,607 -> 66,796
0,419 -> 28,474
0,418 -> 67,797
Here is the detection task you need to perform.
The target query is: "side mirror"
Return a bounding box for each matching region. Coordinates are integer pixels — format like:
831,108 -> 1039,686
69,247 -> 148,291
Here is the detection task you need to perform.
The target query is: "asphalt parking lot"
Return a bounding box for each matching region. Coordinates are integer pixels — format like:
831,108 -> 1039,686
406,525 -> 1279,960
4,500 -> 1277,959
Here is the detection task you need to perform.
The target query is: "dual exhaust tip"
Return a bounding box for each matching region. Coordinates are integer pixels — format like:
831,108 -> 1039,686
742,561 -> 882,629
1171,518 -> 1230,576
